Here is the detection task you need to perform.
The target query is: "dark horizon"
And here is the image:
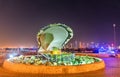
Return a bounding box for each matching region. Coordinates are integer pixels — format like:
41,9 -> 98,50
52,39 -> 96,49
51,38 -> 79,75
0,0 -> 120,48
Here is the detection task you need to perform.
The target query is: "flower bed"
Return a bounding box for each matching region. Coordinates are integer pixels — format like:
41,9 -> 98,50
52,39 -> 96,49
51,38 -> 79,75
5,54 -> 102,66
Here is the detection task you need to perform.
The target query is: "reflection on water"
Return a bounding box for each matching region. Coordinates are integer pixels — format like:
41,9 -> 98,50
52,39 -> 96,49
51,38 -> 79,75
1,57 -> 120,77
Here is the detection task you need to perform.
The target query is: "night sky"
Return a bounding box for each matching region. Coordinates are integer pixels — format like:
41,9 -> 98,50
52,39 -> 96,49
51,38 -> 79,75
0,0 -> 120,48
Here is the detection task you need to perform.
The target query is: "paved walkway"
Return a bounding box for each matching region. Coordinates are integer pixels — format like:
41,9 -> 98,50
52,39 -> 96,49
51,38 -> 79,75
0,57 -> 120,77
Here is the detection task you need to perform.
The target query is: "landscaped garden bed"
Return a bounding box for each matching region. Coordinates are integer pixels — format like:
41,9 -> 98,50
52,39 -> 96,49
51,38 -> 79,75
3,54 -> 105,74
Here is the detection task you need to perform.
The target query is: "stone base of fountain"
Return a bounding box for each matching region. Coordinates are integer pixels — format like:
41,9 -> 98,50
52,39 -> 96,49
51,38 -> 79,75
3,59 -> 105,74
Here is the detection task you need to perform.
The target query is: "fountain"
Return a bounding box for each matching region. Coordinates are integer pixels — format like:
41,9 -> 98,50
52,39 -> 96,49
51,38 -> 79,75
3,23 -> 105,74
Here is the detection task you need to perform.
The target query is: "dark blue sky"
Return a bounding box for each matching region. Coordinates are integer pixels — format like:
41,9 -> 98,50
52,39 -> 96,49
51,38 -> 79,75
0,0 -> 120,47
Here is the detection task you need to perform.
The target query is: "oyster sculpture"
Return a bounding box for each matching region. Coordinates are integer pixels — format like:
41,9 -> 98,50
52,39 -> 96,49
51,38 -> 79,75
37,23 -> 73,53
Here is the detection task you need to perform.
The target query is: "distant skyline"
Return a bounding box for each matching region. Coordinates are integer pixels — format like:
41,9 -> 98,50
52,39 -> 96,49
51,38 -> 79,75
0,0 -> 120,48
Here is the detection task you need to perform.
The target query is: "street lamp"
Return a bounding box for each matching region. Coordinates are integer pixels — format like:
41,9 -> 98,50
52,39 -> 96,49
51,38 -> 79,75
113,24 -> 116,48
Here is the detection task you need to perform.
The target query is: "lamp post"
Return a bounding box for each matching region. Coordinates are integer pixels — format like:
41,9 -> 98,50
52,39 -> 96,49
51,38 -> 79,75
113,24 -> 116,48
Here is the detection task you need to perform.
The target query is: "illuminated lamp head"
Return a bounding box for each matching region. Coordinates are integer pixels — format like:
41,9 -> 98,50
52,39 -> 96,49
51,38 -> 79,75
9,54 -> 14,58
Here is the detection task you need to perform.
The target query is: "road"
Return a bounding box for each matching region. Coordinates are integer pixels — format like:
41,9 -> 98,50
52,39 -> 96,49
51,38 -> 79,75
0,57 -> 120,77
